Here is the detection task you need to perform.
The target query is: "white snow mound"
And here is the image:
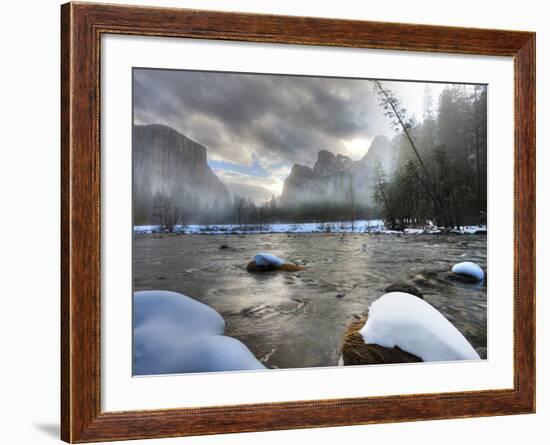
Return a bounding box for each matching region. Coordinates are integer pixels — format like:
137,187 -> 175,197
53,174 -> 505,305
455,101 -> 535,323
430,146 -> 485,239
254,253 -> 286,267
452,261 -> 485,281
133,290 -> 265,375
359,292 -> 480,362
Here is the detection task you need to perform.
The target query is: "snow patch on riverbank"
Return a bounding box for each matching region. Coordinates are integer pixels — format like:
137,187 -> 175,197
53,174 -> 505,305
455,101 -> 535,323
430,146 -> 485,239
134,219 -> 385,234
134,220 -> 487,235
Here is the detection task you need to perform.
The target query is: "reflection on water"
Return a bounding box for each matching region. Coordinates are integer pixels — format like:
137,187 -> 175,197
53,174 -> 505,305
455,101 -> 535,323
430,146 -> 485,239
133,233 -> 487,369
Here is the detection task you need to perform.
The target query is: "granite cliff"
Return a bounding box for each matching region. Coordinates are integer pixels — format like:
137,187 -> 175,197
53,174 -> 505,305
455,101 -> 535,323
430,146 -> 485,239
133,124 -> 230,224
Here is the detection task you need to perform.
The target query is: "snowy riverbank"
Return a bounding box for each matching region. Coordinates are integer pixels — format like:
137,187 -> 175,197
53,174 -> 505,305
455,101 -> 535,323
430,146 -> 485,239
134,220 -> 487,235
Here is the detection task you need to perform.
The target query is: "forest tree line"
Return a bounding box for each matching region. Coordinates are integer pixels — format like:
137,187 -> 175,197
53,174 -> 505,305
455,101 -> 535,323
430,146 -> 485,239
372,82 -> 487,229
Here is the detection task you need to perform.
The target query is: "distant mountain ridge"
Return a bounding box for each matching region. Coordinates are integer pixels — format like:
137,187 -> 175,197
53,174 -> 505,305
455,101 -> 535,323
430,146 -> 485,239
133,123 -> 396,224
280,135 -> 396,207
133,124 -> 230,224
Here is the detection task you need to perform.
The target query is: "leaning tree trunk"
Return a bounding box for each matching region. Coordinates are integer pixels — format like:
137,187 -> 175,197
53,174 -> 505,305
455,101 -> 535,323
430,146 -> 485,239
374,81 -> 449,225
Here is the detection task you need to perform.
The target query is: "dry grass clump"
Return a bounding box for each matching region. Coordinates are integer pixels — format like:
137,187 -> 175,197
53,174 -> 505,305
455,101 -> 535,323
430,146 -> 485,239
340,317 -> 422,366
246,261 -> 304,273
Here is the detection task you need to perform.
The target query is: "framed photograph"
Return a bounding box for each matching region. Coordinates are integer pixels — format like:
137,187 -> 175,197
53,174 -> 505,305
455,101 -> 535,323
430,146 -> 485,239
61,2 -> 535,442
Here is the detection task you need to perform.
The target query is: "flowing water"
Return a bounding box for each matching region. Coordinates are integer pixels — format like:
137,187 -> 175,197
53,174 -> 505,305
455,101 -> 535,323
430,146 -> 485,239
133,232 -> 487,370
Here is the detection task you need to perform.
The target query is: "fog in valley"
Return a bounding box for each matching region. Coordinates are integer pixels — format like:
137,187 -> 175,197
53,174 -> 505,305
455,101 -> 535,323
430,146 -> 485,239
133,69 -> 487,231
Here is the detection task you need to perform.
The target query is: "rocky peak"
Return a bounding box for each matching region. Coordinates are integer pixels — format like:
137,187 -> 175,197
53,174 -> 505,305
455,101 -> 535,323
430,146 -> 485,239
313,149 -> 352,176
281,135 -> 396,207
289,163 -> 316,180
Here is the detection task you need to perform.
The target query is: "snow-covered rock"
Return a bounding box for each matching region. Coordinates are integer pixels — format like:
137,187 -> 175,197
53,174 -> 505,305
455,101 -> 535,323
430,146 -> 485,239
359,292 -> 480,362
255,253 -> 286,267
247,253 -> 304,272
133,290 -> 265,375
451,261 -> 485,281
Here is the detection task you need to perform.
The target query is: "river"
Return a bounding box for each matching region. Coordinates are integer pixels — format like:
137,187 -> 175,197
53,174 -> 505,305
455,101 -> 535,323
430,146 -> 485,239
133,232 -> 487,370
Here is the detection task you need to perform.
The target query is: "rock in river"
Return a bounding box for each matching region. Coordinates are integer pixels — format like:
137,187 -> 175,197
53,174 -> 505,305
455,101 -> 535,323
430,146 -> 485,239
412,274 -> 431,286
246,252 -> 304,272
341,292 -> 480,365
450,261 -> 485,282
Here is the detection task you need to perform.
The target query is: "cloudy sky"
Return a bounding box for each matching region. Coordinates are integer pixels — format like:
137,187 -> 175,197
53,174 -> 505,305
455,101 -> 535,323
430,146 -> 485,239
133,68 -> 447,202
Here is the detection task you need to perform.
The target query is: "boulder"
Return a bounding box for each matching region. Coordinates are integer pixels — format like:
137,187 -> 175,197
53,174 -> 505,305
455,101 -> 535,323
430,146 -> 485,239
360,293 -> 480,362
341,292 -> 482,366
246,253 -> 304,273
447,272 -> 482,284
451,261 -> 484,282
255,253 -> 285,267
246,261 -> 304,273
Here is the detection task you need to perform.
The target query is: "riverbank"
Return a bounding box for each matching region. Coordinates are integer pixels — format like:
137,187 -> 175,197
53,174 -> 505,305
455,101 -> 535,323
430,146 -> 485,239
134,220 -> 487,236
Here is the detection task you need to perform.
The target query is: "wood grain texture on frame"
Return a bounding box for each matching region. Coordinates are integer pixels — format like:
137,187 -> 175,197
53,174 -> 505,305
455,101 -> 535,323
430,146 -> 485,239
60,2 -> 535,442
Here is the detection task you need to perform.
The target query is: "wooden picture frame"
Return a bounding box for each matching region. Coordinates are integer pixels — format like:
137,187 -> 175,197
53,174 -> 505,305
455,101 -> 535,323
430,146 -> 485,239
61,2 -> 535,442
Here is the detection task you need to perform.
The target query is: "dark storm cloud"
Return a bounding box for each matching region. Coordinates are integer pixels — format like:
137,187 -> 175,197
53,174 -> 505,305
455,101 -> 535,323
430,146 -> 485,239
133,69 -> 381,166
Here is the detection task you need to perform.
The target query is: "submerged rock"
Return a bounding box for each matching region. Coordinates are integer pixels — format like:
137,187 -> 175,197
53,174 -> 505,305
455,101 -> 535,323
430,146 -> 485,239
384,281 -> 423,299
451,261 -> 485,282
412,274 -> 430,286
